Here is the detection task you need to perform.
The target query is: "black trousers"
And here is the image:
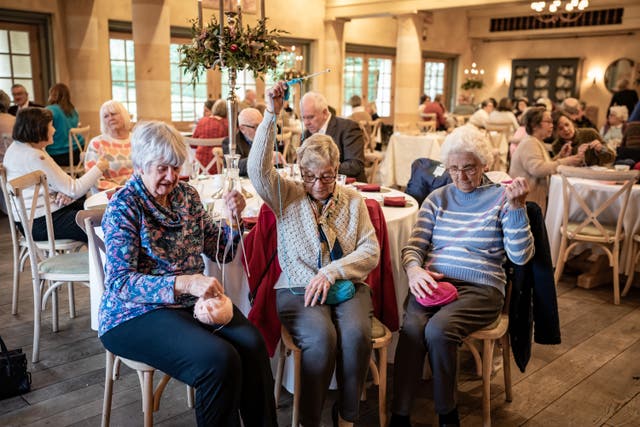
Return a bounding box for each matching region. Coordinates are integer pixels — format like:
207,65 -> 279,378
100,305 -> 277,427
17,198 -> 88,243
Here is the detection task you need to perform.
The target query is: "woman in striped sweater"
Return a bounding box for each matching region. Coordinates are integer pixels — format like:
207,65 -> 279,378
390,125 -> 535,427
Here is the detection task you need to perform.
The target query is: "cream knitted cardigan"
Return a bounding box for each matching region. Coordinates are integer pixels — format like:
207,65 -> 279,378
247,112 -> 380,289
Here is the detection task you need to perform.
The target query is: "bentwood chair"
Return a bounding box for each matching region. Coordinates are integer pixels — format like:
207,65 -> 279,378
274,317 -> 392,427
63,125 -> 91,178
0,165 -> 84,316
623,233 -> 640,297
7,170 -> 90,363
276,131 -> 293,163
184,136 -> 224,175
76,209 -> 195,427
359,120 -> 384,184
554,166 -> 640,304
484,123 -> 511,172
462,282 -> 513,427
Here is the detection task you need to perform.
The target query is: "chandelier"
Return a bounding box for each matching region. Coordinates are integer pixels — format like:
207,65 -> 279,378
530,1 -> 589,23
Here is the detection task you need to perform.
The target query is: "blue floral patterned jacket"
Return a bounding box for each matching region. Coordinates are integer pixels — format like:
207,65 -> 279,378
98,174 -> 240,336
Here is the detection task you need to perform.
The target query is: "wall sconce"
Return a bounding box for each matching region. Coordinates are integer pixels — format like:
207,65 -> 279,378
586,68 -> 601,86
497,68 -> 510,86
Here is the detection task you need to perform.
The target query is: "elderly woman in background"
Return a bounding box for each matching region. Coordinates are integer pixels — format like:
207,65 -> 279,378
509,107 -> 583,214
45,83 -> 83,166
99,121 -> 276,427
600,105 -> 628,149
551,111 -> 615,166
192,99 -> 228,174
248,82 -> 380,427
487,97 -> 520,134
389,125 -> 535,427
3,108 -> 108,242
0,90 -> 15,138
84,100 -> 133,190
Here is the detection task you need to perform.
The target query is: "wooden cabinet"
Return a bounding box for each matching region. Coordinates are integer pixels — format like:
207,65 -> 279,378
509,58 -> 581,103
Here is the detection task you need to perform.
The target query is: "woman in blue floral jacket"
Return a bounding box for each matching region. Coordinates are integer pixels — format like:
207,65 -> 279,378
98,121 -> 277,427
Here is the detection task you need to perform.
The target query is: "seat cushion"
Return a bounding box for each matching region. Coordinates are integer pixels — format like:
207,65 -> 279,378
39,252 -> 89,275
565,222 -> 618,239
371,317 -> 386,340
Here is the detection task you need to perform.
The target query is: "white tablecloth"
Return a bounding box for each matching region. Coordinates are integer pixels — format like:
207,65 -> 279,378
380,132 -> 446,187
545,174 -> 640,274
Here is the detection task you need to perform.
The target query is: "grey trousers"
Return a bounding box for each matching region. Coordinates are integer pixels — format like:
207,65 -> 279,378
276,283 -> 373,427
392,281 -> 504,415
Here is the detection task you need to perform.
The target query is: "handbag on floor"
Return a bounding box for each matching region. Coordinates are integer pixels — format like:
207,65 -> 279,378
0,334 -> 31,399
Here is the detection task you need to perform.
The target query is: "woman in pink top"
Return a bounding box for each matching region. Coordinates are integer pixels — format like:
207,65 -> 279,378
84,100 -> 133,190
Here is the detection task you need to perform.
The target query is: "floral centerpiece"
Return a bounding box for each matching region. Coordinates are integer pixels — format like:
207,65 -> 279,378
179,13 -> 286,84
461,77 -> 484,90
278,68 -> 307,82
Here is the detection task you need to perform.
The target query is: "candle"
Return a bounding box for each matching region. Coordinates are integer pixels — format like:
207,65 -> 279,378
260,0 -> 265,20
237,0 -> 242,29
219,0 -> 224,36
198,0 -> 203,28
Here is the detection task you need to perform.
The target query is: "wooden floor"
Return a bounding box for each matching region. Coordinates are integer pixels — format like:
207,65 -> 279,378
0,212 -> 639,427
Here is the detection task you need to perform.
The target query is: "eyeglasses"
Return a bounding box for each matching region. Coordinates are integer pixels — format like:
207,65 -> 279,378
447,165 -> 480,177
240,124 -> 257,129
301,174 -> 337,184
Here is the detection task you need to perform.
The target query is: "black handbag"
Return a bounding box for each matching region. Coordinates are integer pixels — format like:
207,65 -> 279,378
0,334 -> 31,399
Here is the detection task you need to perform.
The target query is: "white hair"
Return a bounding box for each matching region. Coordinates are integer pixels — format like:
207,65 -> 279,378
609,105 -> 629,121
99,100 -> 131,135
300,91 -> 328,114
440,124 -> 493,167
130,121 -> 187,172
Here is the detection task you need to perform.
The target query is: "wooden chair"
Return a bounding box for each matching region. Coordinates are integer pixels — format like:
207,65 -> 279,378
184,136 -> 224,175
76,209 -> 195,427
462,283 -> 513,427
484,123 -> 511,172
416,113 -> 437,133
623,233 -> 640,297
274,317 -> 392,427
282,126 -> 302,163
7,170 -> 90,362
359,120 -> 384,183
0,165 -> 84,316
63,125 -> 91,178
554,166 -> 640,304
452,114 -> 471,126
276,131 -> 293,163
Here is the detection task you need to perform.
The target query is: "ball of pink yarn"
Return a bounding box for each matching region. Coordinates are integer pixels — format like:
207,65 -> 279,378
194,294 -> 233,326
415,281 -> 458,307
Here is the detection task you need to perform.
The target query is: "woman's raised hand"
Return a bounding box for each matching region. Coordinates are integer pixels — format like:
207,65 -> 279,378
223,189 -> 246,220
406,265 -> 443,299
504,177 -> 529,209
96,157 -> 110,173
558,142 -> 573,158
266,82 -> 287,116
175,274 -> 224,298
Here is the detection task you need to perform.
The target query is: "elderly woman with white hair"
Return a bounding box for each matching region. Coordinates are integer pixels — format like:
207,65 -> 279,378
389,125 -> 535,427
99,121 -> 277,427
84,100 -> 133,190
600,105 -> 629,148
249,82 -> 379,427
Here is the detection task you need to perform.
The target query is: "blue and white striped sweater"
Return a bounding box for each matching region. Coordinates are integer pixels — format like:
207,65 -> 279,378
402,183 -> 534,295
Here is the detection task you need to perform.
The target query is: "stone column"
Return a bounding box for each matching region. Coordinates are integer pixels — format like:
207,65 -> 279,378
324,19 -> 348,111
131,0 -> 171,122
60,0 -> 104,137
394,13 -> 422,126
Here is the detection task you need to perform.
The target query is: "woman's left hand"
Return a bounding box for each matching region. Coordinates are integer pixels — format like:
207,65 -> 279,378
223,190 -> 246,220
504,177 -> 529,209
304,273 -> 331,307
588,139 -> 604,152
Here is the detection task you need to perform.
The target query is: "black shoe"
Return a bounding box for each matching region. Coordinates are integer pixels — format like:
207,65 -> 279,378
438,407 -> 460,427
388,413 -> 412,427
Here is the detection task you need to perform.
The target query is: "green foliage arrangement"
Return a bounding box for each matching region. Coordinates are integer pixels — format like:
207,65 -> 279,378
278,68 -> 307,82
461,77 -> 484,90
179,13 -> 287,84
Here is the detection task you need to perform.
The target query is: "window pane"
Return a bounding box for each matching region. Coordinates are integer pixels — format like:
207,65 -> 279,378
9,31 -> 30,55
110,39 -> 125,60
127,63 -> 135,81
125,40 -> 135,60
0,78 -> 12,94
12,55 -> 32,78
111,61 -> 126,81
0,54 -> 10,78
0,31 -> 8,53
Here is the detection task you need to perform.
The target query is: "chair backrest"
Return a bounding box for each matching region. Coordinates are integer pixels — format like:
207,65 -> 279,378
76,209 -> 106,284
276,131 -> 293,163
557,165 -> 639,242
184,136 -> 224,175
0,164 -> 22,250
452,114 -> 471,126
484,123 -> 511,171
68,125 -> 91,178
7,170 -> 57,273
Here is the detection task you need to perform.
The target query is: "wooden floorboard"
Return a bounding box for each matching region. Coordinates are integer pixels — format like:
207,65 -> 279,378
1,213 -> 639,426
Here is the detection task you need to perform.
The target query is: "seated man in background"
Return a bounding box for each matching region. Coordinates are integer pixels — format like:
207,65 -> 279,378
468,98 -> 496,129
347,95 -> 372,123
301,91 -> 367,182
223,107 -> 284,176
9,84 -> 43,116
452,94 -> 475,116
561,97 -> 595,129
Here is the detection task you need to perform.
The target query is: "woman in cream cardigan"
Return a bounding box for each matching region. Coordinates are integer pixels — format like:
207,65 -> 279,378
509,107 -> 583,214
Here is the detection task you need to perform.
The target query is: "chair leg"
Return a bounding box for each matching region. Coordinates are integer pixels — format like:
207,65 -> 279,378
623,242 -> 639,297
52,284 -> 59,333
32,279 -> 42,363
274,341 -> 286,407
292,349 -> 301,427
68,281 -> 76,318
481,339 -> 495,427
142,371 -> 154,427
378,346 -> 388,427
612,243 -> 621,305
11,245 -> 21,315
554,237 -> 569,285
102,351 -> 116,427
501,335 -> 512,403
187,385 -> 195,409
